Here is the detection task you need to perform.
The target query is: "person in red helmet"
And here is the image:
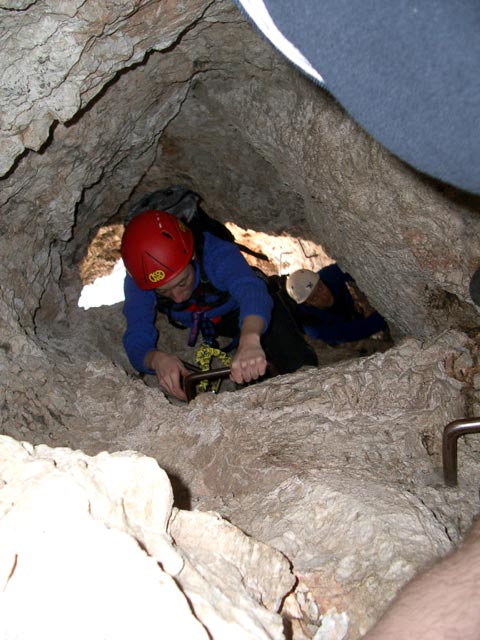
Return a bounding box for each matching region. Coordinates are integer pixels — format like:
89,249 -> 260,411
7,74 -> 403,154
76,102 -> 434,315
121,209 -> 317,401
121,209 -> 195,291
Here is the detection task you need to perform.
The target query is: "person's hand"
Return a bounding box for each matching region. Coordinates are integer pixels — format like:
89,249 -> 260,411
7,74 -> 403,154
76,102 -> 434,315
144,350 -> 189,401
230,334 -> 267,384
346,281 -> 376,318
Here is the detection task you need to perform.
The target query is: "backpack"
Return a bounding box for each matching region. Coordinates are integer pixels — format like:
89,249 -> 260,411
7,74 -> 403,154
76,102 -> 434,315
126,185 -> 268,261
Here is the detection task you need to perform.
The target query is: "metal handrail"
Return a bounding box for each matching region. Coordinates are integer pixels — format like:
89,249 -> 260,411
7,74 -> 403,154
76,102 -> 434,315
442,417 -> 480,486
184,362 -> 279,402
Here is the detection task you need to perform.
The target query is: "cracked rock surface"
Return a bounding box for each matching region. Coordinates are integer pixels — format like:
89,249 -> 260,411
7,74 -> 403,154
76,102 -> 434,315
1,2 -> 480,639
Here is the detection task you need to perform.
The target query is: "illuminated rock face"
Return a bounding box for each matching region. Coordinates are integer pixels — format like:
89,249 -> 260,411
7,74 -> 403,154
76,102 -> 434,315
1,0 -> 479,336
1,2 -> 480,639
0,437 -> 292,640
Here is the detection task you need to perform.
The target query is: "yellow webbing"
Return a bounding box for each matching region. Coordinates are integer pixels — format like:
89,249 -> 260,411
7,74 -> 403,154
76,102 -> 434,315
195,343 -> 232,393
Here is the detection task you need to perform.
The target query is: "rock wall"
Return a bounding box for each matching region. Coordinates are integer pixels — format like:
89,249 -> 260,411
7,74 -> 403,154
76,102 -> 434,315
1,2 -> 480,639
3,290 -> 480,638
0,436 -> 292,639
1,0 -> 479,336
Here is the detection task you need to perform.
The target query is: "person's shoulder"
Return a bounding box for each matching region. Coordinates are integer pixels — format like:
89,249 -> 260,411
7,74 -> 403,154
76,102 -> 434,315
124,272 -> 154,298
203,231 -> 240,253
319,263 -> 346,279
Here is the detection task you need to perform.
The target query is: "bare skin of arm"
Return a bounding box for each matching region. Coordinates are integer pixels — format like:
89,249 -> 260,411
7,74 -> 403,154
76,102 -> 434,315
144,350 -> 189,402
146,315 -> 267,399
363,517 -> 480,640
230,314 -> 267,384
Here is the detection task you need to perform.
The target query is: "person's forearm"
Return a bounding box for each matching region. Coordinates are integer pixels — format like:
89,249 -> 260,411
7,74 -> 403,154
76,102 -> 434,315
238,314 -> 265,346
144,349 -> 161,371
122,275 -> 158,372
230,315 -> 267,384
123,332 -> 157,373
303,313 -> 387,344
363,519 -> 480,640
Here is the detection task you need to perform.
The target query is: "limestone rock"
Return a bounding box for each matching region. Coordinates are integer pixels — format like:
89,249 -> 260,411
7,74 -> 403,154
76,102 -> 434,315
1,2 -> 480,639
0,438 -> 203,639
0,0 -> 211,176
218,471 -> 451,638
171,509 -> 293,639
0,436 -> 293,640
1,0 -> 479,338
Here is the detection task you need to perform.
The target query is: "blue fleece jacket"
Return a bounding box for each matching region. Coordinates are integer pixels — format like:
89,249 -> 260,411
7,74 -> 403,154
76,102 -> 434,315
298,264 -> 388,344
122,232 -> 273,373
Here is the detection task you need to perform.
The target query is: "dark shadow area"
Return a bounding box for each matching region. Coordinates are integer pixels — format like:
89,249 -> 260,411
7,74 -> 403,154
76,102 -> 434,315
168,472 -> 192,510
282,616 -> 294,640
470,268 -> 480,307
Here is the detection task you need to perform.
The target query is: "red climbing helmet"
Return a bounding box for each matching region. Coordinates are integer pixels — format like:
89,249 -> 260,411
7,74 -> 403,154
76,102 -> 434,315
121,209 -> 194,290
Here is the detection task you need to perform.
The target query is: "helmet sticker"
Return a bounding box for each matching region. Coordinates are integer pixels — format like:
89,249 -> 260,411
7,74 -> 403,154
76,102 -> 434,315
148,269 -> 166,283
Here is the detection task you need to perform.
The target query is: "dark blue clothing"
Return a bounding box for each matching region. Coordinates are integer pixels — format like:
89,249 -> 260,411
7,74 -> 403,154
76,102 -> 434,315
236,0 -> 480,194
297,264 -> 388,344
122,232 -> 273,373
